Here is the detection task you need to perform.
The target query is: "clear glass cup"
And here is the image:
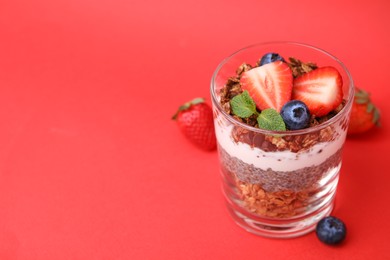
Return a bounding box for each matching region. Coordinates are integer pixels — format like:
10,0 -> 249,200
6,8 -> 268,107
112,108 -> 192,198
210,42 -> 354,238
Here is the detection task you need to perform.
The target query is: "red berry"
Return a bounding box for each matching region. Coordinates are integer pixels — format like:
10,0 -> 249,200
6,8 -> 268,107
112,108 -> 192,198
172,98 -> 216,151
348,88 -> 380,135
292,66 -> 343,117
240,61 -> 293,112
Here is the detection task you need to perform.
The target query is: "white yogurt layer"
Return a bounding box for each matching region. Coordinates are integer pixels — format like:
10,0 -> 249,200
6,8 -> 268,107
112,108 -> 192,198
215,122 -> 346,172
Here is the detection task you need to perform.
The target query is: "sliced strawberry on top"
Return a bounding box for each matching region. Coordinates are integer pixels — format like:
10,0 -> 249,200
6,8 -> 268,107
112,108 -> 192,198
240,61 -> 293,112
292,66 -> 343,117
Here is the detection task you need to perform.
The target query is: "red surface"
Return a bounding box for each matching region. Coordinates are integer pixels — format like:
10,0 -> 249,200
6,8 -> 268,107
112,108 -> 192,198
0,0 -> 389,259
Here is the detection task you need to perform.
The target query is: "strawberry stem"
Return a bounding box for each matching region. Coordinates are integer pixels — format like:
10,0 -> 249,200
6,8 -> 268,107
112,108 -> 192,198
354,88 -> 381,126
172,97 -> 205,120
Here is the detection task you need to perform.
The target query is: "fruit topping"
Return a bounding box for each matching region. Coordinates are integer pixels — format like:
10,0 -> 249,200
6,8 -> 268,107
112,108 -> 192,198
219,52 -> 350,135
280,100 -> 311,130
172,98 -> 216,151
292,66 -> 343,117
348,88 -> 381,135
259,52 -> 285,66
316,216 -> 347,245
240,61 -> 293,112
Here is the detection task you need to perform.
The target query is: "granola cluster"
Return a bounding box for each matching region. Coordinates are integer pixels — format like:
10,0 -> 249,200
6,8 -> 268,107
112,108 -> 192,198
231,125 -> 335,153
238,182 -> 309,218
266,125 -> 334,152
287,57 -> 318,78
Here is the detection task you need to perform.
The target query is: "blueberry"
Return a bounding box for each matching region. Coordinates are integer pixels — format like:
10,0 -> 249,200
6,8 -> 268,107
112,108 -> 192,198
280,100 -> 311,130
259,53 -> 285,66
316,216 -> 347,245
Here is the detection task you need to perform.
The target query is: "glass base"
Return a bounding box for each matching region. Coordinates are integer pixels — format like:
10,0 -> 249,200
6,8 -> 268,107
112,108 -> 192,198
220,156 -> 341,238
226,197 -> 334,238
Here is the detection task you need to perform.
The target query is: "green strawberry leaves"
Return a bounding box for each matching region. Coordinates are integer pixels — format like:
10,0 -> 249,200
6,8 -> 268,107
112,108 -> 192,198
354,88 -> 381,126
230,91 -> 286,131
172,97 -> 205,120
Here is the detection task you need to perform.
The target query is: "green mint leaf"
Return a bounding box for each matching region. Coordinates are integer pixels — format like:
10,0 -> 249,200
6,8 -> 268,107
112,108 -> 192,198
230,91 -> 257,118
257,108 -> 286,131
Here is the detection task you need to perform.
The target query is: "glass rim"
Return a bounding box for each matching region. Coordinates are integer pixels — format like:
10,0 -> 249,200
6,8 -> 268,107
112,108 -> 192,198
210,41 -> 355,136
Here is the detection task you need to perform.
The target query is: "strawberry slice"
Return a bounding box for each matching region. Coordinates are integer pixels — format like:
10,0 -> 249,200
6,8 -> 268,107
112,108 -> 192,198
240,61 -> 293,112
292,66 -> 343,117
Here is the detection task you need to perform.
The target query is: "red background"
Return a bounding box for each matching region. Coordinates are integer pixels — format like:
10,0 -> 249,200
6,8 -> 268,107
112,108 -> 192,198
0,0 -> 389,259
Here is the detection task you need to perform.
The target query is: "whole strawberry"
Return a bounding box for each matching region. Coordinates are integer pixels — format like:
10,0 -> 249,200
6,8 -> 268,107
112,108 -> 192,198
348,88 -> 381,135
172,98 -> 216,151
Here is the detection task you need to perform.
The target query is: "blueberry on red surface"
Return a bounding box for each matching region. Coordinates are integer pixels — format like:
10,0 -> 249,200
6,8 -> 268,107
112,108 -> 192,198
280,100 -> 311,130
259,52 -> 285,66
316,216 -> 347,245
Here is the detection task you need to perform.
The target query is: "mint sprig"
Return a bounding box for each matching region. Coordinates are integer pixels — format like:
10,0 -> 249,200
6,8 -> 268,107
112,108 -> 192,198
230,91 -> 286,131
257,108 -> 286,131
230,91 -> 258,118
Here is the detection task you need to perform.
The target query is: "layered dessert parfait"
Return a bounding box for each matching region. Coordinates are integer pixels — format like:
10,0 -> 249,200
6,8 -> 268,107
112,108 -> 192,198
211,43 -> 354,237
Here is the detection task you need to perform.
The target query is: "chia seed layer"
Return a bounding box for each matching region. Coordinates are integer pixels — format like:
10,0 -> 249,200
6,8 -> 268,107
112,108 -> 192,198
219,144 -> 343,193
219,143 -> 343,217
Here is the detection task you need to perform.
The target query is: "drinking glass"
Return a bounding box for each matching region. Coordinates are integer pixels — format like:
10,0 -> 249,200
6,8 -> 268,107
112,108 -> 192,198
210,42 -> 354,238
